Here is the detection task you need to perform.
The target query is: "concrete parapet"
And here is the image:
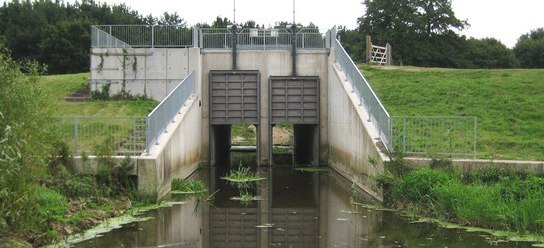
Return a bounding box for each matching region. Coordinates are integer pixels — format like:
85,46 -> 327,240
327,47 -> 390,201
406,157 -> 544,174
137,94 -> 203,198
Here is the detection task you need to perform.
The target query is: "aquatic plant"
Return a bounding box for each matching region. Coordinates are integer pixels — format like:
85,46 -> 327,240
171,179 -> 207,196
221,166 -> 265,184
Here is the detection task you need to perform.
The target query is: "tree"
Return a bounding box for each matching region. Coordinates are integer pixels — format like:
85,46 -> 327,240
357,0 -> 468,66
158,12 -> 186,26
212,16 -> 232,28
464,38 -> 519,68
514,28 -> 544,68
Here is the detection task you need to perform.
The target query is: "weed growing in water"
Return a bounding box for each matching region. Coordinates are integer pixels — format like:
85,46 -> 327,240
221,166 -> 265,184
171,179 -> 207,197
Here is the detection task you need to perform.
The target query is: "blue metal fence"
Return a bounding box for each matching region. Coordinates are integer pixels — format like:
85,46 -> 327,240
146,71 -> 195,153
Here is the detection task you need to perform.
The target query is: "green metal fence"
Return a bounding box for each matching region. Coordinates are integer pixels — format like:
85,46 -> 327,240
392,116 -> 477,158
54,116 -> 147,156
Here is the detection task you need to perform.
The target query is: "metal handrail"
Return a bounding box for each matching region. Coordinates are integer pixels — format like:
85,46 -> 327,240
199,27 -> 325,50
146,71 -> 195,154
332,35 -> 393,150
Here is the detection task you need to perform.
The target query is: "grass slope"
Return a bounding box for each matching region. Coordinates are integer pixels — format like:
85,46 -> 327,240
40,73 -> 157,116
360,65 -> 544,160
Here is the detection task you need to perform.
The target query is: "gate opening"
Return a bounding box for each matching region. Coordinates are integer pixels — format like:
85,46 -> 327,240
210,124 -> 258,167
271,123 -> 319,166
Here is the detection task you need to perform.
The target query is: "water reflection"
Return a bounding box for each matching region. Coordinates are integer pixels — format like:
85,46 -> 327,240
73,152 -> 538,248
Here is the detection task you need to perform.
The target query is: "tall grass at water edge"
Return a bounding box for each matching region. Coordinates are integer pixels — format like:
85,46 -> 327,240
387,167 -> 544,235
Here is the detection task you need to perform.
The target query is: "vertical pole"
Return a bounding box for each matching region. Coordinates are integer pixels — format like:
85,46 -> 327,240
403,116 -> 406,154
291,24 -> 297,77
74,117 -> 78,156
386,43 -> 392,66
133,117 -> 137,156
146,116 -> 151,155
389,117 -> 393,151
231,25 -> 238,70
474,117 -> 477,159
151,25 -> 155,49
366,35 -> 372,63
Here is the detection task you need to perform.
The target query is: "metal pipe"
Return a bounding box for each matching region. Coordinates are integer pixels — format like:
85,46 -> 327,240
231,24 -> 238,70
291,24 -> 297,77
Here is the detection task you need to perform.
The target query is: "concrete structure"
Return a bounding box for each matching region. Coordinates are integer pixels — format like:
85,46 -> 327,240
89,28 -> 390,199
90,48 -> 196,101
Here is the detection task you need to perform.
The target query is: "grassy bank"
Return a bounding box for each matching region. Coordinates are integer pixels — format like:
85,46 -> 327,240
361,66 -> 544,160
40,73 -> 157,116
380,164 -> 544,237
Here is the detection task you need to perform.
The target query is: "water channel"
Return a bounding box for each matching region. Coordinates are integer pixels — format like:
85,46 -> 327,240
73,152 -> 538,248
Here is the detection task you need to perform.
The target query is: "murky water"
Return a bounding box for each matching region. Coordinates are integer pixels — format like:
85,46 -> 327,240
73,152 -> 538,248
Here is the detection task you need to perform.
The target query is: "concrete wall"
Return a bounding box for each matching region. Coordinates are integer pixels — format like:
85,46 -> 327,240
90,47 -> 199,101
136,94 -> 203,197
200,50 -> 329,165
327,47 -> 390,201
406,157 -> 544,174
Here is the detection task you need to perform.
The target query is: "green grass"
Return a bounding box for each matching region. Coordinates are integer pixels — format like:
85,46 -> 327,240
385,167 -> 544,236
361,65 -> 544,160
40,73 -> 157,116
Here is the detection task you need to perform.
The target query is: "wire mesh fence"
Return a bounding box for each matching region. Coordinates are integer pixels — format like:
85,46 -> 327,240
53,116 -> 147,156
392,116 -> 477,158
199,27 -> 325,50
92,25 -> 193,48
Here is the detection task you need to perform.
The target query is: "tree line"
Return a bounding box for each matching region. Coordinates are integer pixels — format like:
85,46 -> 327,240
339,0 -> 544,68
1,0 -> 543,74
0,0 -> 187,74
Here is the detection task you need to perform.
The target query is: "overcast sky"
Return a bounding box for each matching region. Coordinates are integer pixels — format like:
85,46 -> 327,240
4,0 -> 544,47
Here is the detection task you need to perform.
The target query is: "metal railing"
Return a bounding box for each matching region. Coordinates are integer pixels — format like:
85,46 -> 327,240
392,116 -> 477,158
91,26 -> 130,48
329,26 -> 478,157
54,116 -> 147,156
146,71 -> 195,153
92,25 -> 193,48
199,27 -> 325,50
332,34 -> 393,150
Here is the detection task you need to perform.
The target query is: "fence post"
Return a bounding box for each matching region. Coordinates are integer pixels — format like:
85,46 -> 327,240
146,116 -> 151,155
366,35 -> 372,63
386,43 -> 392,66
474,116 -> 478,159
402,116 -> 406,154
151,25 -> 155,49
74,117 -> 78,157
133,117 -> 137,156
